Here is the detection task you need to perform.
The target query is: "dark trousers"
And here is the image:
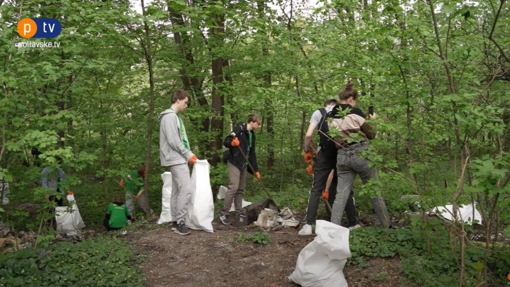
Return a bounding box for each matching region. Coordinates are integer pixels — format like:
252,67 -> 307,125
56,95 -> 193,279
103,217 -> 121,231
305,149 -> 358,226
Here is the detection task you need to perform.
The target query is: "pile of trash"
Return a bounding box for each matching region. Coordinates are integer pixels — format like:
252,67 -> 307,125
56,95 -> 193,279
218,186 -> 300,230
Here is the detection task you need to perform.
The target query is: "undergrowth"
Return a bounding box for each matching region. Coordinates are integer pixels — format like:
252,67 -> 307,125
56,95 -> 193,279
0,237 -> 144,287
348,227 -> 510,286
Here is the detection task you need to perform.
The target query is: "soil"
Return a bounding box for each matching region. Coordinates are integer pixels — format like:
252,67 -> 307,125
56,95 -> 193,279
125,220 -> 405,287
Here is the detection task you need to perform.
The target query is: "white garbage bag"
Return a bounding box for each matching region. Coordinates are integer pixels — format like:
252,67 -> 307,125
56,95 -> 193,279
289,220 -> 350,287
185,160 -> 214,232
255,208 -> 277,228
55,193 -> 85,236
0,179 -> 9,205
217,185 -> 251,211
158,172 -> 173,224
432,202 -> 482,225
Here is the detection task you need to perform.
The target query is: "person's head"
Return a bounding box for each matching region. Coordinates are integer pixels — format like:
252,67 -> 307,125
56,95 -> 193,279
137,165 -> 145,179
323,98 -> 338,107
112,194 -> 124,204
338,82 -> 359,106
246,114 -> 262,131
171,89 -> 190,113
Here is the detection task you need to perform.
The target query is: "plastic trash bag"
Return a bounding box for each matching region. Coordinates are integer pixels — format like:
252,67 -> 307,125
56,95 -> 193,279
55,193 -> 85,236
158,172 -> 173,224
432,202 -> 483,225
185,160 -> 214,232
289,220 -> 350,287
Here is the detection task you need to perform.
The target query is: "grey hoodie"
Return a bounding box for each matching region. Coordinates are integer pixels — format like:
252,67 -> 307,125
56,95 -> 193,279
158,108 -> 193,166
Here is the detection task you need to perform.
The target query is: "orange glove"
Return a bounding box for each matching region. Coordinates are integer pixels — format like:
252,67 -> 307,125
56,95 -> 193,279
231,137 -> 240,147
189,155 -> 198,164
255,172 -> 261,180
304,151 -> 313,164
306,165 -> 313,175
67,190 -> 73,195
119,180 -> 125,188
322,190 -> 329,200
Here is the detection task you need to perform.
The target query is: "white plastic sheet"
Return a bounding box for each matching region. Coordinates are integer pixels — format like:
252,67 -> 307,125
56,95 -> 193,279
217,185 -> 252,211
432,202 -> 483,225
55,193 -> 85,236
158,172 -> 173,224
185,160 -> 214,232
289,220 -> 351,287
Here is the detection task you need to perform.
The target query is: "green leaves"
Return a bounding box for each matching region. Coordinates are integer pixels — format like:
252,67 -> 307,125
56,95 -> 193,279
0,238 -> 144,286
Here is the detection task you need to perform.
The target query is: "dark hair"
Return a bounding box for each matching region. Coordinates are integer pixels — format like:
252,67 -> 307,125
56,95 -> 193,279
247,114 -> 262,124
113,194 -> 124,204
171,89 -> 190,104
339,82 -> 358,101
137,165 -> 145,179
323,98 -> 338,107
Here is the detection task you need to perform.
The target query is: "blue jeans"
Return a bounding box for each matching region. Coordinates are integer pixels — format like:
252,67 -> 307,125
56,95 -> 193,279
331,143 -> 390,228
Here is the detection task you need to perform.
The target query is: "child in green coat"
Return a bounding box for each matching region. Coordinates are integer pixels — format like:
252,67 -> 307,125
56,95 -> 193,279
104,194 -> 132,231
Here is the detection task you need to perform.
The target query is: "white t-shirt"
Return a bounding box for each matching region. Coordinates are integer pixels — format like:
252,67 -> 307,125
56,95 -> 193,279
310,106 -> 334,127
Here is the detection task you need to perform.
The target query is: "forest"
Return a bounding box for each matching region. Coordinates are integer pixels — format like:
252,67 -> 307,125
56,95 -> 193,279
0,0 -> 509,286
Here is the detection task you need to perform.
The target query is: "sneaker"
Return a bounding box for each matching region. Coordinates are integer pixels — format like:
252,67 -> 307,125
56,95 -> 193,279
170,221 -> 177,231
220,215 -> 230,225
298,224 -> 313,236
349,224 -> 361,231
175,221 -> 191,236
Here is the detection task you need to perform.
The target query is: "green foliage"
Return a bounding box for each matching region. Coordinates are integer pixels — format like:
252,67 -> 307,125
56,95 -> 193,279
0,237 -> 144,287
235,231 -> 273,245
348,227 -> 510,286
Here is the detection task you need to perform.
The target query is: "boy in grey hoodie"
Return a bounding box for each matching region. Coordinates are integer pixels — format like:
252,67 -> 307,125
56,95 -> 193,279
159,89 -> 198,236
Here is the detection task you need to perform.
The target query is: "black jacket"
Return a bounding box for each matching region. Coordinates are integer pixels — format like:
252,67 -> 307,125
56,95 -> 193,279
223,122 -> 259,173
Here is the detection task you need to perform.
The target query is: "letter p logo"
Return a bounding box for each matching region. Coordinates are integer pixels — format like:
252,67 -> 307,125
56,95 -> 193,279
17,18 -> 37,38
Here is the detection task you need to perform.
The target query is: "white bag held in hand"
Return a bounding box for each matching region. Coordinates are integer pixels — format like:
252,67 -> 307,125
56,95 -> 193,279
289,220 -> 351,287
158,172 -> 173,224
185,160 -> 214,232
55,193 -> 85,236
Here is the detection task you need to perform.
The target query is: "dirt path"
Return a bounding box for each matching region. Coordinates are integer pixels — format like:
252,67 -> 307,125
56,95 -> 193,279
126,222 -> 403,287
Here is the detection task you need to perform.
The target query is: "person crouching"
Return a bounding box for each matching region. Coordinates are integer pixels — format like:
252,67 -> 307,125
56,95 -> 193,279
104,194 -> 132,231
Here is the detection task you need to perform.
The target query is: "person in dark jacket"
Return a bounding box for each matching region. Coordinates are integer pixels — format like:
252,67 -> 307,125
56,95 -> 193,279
220,114 -> 262,225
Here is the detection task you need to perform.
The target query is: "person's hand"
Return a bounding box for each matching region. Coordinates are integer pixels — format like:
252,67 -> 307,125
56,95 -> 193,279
189,155 -> 198,164
135,194 -> 141,200
304,151 -> 313,164
231,137 -> 240,147
322,190 -> 329,200
118,180 -> 125,188
255,172 -> 261,180
306,165 -> 313,175
67,190 -> 73,195
44,195 -> 50,200
367,112 -> 377,119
